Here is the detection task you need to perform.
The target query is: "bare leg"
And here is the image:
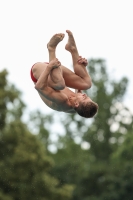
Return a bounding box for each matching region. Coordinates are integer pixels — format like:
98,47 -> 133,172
47,33 -> 64,61
47,33 -> 65,90
65,30 -> 91,87
33,32 -> 91,90
65,30 -> 79,67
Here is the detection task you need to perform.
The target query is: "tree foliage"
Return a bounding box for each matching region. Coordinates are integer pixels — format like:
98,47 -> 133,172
1,56 -> 133,200
0,70 -> 25,131
45,59 -> 133,200
0,69 -> 73,200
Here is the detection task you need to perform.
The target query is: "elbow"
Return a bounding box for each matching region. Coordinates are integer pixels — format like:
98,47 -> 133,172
35,85 -> 39,92
35,82 -> 43,91
35,83 -> 39,90
54,82 -> 65,90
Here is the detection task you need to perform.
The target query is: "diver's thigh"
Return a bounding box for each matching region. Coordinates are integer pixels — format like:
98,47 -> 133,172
61,65 -> 86,90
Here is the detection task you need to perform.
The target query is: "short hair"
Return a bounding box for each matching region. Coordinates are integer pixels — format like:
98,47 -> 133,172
74,101 -> 98,118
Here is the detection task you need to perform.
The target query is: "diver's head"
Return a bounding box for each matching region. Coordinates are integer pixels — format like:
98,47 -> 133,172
69,93 -> 98,118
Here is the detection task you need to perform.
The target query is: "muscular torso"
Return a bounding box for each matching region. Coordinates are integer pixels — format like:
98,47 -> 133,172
38,87 -> 76,113
32,62 -> 77,113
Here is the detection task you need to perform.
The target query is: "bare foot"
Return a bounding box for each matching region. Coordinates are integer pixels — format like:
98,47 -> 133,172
65,30 -> 78,52
47,33 -> 65,50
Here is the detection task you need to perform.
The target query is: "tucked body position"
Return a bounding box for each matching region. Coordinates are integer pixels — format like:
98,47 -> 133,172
30,30 -> 98,118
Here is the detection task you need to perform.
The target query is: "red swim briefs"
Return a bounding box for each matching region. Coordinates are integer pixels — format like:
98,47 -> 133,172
30,62 -> 49,83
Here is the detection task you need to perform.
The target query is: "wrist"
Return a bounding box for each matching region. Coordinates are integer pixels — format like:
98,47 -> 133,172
47,63 -> 53,71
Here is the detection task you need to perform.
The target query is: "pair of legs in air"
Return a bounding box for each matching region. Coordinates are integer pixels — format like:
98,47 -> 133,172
32,30 -> 99,118
32,30 -> 92,91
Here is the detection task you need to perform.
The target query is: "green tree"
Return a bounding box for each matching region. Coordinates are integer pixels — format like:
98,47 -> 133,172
105,130 -> 133,200
29,110 -> 54,152
45,59 -> 133,200
0,120 -> 74,200
0,70 -> 25,131
84,59 -> 132,160
89,130 -> 133,200
0,69 -> 74,200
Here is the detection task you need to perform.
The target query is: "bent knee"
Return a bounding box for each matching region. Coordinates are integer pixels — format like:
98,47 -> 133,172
57,85 -> 65,90
55,80 -> 65,90
58,77 -> 65,90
